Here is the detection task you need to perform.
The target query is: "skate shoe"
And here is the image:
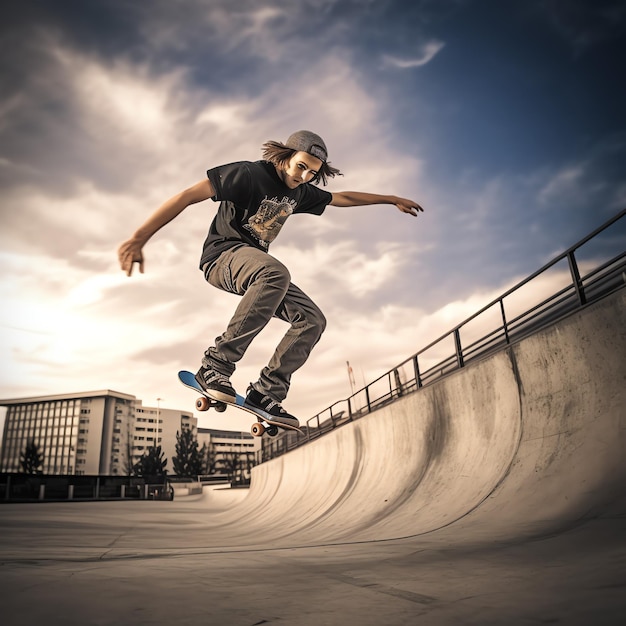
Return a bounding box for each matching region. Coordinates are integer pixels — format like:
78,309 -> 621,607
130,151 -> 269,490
245,387 -> 300,428
195,366 -> 236,404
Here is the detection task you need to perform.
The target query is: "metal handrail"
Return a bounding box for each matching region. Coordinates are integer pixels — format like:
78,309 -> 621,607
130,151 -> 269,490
256,208 -> 626,464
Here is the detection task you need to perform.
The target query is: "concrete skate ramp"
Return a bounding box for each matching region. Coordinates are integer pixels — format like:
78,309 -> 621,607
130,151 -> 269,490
203,286 -> 626,548
1,289 -> 624,626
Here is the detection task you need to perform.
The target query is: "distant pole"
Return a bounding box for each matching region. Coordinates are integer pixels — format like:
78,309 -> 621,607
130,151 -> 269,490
347,361 -> 356,395
156,398 -> 163,446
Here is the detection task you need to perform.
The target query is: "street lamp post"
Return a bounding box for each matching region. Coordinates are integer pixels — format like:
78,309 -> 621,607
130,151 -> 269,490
156,398 -> 163,446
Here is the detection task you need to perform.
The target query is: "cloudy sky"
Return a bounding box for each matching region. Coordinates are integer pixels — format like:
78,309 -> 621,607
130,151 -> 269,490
1,0 -> 625,434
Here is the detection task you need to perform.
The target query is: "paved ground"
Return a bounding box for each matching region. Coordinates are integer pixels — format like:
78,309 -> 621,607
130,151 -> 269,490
1,289 -> 624,625
0,495 -> 624,625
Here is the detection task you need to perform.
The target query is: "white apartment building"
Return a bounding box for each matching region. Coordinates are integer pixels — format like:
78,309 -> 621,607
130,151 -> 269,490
0,390 -> 196,475
197,427 -> 260,476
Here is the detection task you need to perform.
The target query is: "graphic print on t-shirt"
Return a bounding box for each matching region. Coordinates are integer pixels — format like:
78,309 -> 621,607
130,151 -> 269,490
244,196 -> 298,249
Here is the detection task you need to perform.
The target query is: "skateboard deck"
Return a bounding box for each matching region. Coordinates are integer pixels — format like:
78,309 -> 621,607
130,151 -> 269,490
178,370 -> 304,438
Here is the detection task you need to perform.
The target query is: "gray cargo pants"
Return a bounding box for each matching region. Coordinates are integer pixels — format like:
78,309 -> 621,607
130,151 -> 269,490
202,245 -> 326,402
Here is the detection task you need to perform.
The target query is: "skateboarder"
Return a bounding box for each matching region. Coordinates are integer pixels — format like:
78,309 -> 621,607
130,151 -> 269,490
118,130 -> 423,427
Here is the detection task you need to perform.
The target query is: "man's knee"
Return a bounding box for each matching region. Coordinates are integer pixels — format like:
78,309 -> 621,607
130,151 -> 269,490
259,257 -> 291,289
311,306 -> 327,337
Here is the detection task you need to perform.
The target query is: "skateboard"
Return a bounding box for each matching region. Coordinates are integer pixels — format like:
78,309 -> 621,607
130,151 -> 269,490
177,370 -> 304,438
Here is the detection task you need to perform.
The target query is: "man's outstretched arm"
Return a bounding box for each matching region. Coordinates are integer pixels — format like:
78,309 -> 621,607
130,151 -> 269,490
118,178 -> 215,276
329,191 -> 424,216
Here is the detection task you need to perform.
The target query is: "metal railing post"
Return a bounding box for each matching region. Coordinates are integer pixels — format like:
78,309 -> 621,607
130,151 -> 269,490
567,250 -> 587,305
413,355 -> 422,388
499,299 -> 510,344
393,369 -> 403,397
454,329 -> 464,368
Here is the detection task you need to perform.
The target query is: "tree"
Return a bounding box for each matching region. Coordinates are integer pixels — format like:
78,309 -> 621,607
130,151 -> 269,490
20,439 -> 44,474
219,450 -> 255,484
123,418 -> 136,476
133,445 -> 167,478
200,441 -> 218,475
172,428 -> 203,477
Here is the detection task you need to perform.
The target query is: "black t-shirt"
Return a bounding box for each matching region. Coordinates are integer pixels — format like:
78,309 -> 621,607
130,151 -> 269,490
200,160 -> 332,268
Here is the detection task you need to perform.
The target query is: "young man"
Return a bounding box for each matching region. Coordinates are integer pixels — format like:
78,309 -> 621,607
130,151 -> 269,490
118,130 -> 423,427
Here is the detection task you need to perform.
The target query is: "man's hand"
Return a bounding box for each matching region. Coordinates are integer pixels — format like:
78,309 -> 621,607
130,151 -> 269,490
118,239 -> 145,276
394,197 -> 424,217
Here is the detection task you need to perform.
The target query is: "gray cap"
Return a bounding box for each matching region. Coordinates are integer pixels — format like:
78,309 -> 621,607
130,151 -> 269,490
285,130 -> 328,163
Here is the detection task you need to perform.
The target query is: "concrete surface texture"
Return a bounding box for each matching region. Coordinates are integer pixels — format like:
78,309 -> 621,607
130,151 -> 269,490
1,288 -> 625,625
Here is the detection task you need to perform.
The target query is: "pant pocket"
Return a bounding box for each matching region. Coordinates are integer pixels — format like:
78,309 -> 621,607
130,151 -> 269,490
206,249 -> 238,294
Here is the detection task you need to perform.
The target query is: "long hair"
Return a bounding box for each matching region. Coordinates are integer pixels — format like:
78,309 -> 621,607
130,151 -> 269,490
262,140 -> 342,186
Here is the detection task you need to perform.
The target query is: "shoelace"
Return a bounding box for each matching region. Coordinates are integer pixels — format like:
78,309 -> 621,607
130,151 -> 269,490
259,397 -> 289,416
205,370 -> 231,386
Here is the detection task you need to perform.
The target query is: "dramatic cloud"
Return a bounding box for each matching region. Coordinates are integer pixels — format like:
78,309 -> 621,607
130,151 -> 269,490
1,0 -> 624,435
381,40 -> 446,69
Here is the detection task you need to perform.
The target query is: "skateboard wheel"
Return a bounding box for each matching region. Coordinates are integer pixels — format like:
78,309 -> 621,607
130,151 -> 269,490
214,402 -> 227,413
196,396 -> 210,411
251,422 -> 265,437
266,425 -> 279,437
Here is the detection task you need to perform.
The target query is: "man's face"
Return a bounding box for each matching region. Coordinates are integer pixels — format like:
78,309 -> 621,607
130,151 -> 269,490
279,151 -> 323,189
